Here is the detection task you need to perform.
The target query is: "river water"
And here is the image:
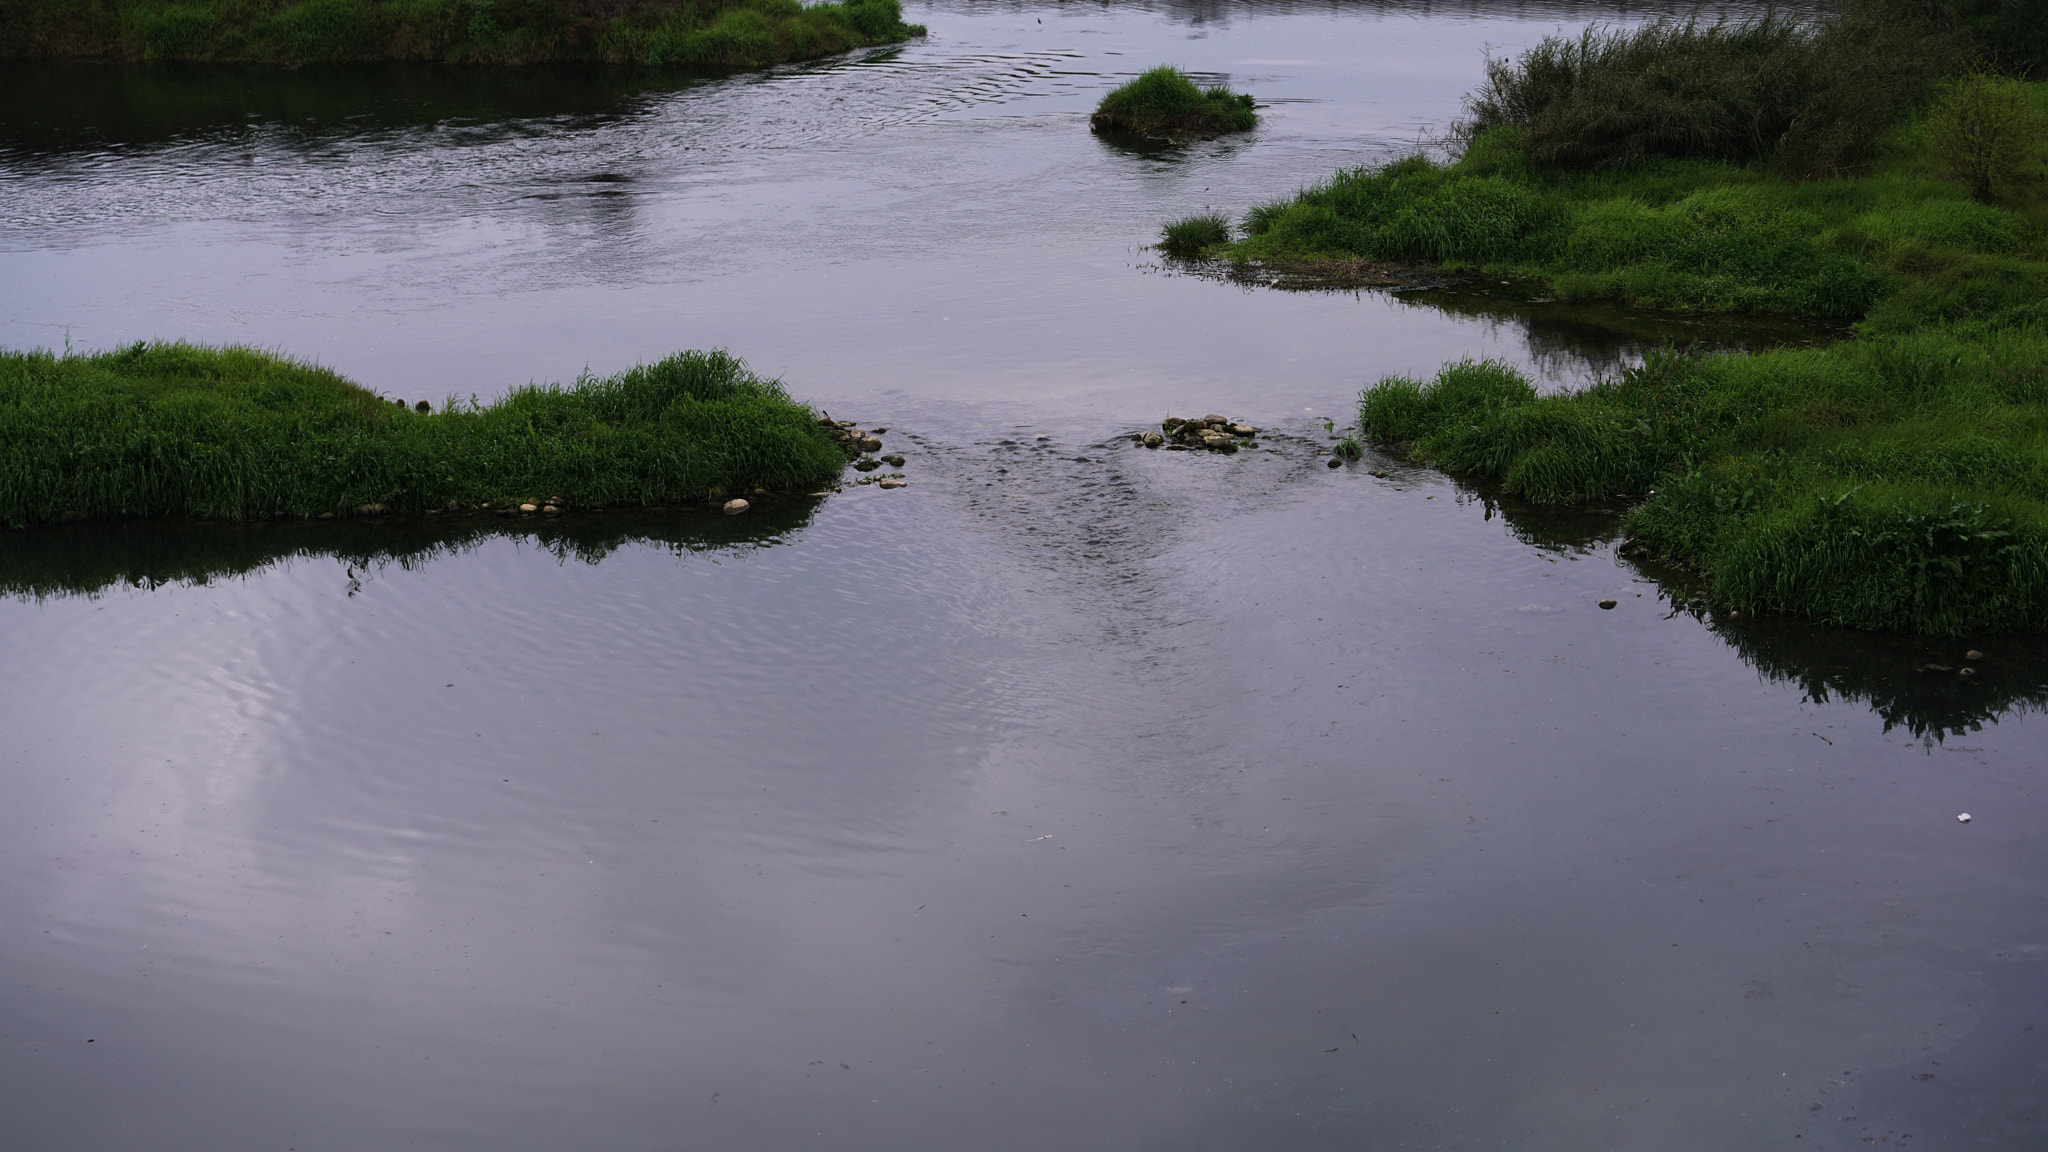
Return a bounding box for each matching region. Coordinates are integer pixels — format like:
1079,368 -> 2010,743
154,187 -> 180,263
3,2 -> 2046,1149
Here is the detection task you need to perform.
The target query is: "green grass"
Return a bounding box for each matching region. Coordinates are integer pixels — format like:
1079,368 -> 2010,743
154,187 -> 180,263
0,0 -> 925,67
1460,10 -> 1951,178
1159,212 -> 1231,256
1228,85 -> 2048,323
1294,6 -> 2048,633
1361,329 -> 2048,634
1091,66 -> 1255,139
0,341 -> 848,529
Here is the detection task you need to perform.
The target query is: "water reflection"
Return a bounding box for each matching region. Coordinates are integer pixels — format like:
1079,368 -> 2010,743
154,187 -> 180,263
0,62 -> 698,157
0,507 -> 818,603
1398,288 -> 1851,386
14,478 -> 2048,746
1461,481 -> 2048,742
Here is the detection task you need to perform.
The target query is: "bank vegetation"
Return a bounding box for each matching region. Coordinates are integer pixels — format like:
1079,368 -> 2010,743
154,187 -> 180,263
0,0 -> 925,67
1165,1 -> 2048,633
0,343 -> 848,528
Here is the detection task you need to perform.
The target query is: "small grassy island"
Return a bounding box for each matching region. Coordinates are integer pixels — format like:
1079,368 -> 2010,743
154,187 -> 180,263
1091,65 -> 1256,141
0,0 -> 924,67
1164,1 -> 2048,635
0,342 -> 850,528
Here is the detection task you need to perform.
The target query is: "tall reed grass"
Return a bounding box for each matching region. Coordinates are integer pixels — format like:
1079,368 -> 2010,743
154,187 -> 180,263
0,342 -> 846,529
1461,11 -> 1952,177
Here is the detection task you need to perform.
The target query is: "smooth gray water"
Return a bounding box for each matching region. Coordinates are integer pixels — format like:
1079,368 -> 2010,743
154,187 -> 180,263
3,2 -> 2045,1149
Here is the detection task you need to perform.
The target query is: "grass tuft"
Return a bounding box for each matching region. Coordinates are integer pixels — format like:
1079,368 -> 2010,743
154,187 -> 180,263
0,342 -> 847,528
1159,213 -> 1232,256
1091,66 -> 1255,139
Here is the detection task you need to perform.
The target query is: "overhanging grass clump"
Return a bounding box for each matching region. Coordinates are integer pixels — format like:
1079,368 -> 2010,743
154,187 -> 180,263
1091,66 -> 1255,139
1361,330 -> 2048,634
0,0 -> 925,67
0,341 -> 847,528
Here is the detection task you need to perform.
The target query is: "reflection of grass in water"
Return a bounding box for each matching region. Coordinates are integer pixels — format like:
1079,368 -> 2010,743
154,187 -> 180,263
1689,601 -> 2048,744
1462,480 -> 2048,742
0,507 -> 817,602
0,61 -> 684,153
0,341 -> 845,528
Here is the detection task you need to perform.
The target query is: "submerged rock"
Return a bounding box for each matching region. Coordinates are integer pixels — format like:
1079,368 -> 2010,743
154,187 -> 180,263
882,454 -> 905,467
356,503 -> 389,516
878,479 -> 907,490
1142,432 -> 1163,447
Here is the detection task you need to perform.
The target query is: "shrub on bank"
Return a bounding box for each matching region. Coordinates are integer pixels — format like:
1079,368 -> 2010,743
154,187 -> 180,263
1461,12 -> 1952,177
0,0 -> 926,67
0,342 -> 847,528
1929,72 -> 2048,202
1092,66 -> 1256,138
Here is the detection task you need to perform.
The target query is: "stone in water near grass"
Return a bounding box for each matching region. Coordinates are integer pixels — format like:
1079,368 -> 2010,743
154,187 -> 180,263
723,499 -> 750,515
1598,598 -> 1618,609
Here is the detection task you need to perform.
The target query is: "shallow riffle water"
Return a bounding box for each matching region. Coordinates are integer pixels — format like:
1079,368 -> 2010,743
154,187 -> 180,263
3,3 -> 2045,1149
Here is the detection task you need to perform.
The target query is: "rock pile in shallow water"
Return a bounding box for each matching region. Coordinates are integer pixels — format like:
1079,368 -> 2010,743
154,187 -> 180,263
816,414 -> 909,490
1137,414 -> 1259,452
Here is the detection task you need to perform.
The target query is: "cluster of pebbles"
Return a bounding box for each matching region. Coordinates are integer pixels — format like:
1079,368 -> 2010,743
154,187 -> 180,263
1134,414 -> 1260,452
817,415 -> 910,490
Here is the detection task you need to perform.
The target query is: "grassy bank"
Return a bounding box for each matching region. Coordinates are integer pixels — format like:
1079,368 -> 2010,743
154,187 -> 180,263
0,341 -> 848,529
1190,80 -> 2048,324
1091,66 -> 1255,140
1213,7 -> 2048,633
0,0 -> 924,67
1363,334 -> 2048,633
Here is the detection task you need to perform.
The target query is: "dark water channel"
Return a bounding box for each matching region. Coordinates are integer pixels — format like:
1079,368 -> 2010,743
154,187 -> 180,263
4,3 -> 2046,1149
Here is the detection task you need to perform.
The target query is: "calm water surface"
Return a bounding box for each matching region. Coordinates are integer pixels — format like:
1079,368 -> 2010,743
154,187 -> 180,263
3,2 -> 2045,1149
